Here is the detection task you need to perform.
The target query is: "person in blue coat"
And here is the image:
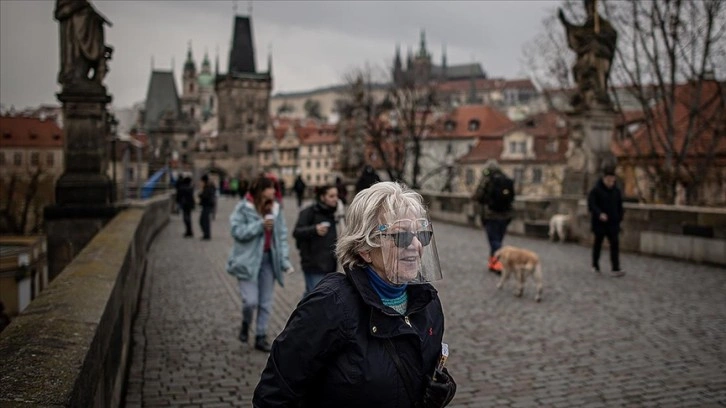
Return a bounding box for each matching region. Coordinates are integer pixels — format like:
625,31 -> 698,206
227,176 -> 293,352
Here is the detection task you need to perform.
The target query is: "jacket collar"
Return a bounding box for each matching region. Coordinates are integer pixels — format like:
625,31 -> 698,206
241,199 -> 281,217
346,265 -> 437,316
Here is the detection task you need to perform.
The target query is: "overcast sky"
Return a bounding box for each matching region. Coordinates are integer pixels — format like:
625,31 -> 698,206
0,0 -> 560,110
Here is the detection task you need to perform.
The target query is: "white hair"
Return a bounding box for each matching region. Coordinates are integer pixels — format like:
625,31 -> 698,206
336,181 -> 426,271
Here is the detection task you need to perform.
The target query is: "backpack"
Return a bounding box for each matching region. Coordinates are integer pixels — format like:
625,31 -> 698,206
486,173 -> 515,212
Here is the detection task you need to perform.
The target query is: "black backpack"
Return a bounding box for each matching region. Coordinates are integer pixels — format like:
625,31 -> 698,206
487,173 -> 515,212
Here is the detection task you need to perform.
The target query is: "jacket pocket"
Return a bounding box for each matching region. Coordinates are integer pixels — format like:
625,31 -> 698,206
227,255 -> 254,280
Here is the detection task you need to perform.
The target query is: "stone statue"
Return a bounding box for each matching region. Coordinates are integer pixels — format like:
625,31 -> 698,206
559,0 -> 617,111
55,0 -> 113,90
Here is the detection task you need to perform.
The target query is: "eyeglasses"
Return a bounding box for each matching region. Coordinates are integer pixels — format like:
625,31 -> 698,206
380,230 -> 433,248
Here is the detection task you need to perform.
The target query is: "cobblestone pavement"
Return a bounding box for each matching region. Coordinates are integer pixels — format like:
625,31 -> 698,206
125,197 -> 726,407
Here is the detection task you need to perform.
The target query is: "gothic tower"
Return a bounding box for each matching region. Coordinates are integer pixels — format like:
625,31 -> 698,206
181,42 -> 200,121
215,15 -> 273,179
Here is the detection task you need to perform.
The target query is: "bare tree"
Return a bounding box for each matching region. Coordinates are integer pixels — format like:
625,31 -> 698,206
0,167 -> 52,234
526,0 -> 726,205
337,65 -> 438,188
604,0 -> 726,204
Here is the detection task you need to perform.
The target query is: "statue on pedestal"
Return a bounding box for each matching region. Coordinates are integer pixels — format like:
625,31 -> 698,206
54,0 -> 113,91
559,0 -> 617,112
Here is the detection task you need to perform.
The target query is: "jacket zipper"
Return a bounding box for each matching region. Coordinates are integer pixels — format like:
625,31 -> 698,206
404,315 -> 412,327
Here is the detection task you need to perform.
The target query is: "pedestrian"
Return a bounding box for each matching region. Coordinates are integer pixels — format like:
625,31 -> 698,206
227,176 -> 293,352
335,176 -> 348,205
293,174 -> 306,208
588,166 -> 625,277
254,181 -> 457,408
293,184 -> 340,297
472,163 -> 515,274
177,176 -> 195,237
198,174 -> 216,240
355,164 -> 381,194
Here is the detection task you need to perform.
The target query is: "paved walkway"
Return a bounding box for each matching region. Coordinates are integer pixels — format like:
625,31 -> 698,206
125,197 -> 726,407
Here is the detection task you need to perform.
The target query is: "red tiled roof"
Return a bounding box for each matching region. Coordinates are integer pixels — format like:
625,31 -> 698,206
613,81 -> 726,159
300,127 -> 338,145
430,104 -> 516,139
458,110 -> 569,164
0,116 -> 63,148
457,138 -> 503,163
437,78 -> 536,94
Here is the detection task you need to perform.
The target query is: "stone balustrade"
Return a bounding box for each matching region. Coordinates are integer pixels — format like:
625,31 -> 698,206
420,191 -> 726,266
0,194 -> 171,407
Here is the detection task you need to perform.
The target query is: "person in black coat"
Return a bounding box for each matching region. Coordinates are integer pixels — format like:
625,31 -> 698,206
177,176 -> 195,237
198,174 -> 216,240
254,181 -> 456,408
355,165 -> 381,194
293,175 -> 306,208
588,166 -> 625,277
293,185 -> 340,297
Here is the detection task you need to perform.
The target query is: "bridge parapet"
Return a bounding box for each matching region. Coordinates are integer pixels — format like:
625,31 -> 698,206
421,191 -> 726,266
0,194 -> 171,407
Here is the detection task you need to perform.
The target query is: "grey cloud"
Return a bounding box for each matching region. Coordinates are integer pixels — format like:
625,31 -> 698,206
0,0 -> 559,109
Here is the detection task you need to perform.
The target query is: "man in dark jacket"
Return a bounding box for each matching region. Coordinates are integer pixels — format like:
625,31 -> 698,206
198,174 -> 216,240
355,165 -> 381,194
293,175 -> 306,208
588,166 -> 625,277
177,176 -> 195,237
293,185 -> 339,296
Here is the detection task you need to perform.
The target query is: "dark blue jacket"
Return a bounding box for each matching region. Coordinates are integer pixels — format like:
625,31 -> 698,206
588,179 -> 624,234
253,268 -> 445,408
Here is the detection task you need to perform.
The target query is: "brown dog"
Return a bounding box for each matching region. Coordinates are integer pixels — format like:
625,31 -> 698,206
494,245 -> 543,302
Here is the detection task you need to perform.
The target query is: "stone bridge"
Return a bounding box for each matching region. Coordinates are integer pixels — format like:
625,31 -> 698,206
123,196 -> 726,407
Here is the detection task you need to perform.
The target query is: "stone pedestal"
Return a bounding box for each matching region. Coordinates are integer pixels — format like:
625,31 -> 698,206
44,85 -> 121,281
55,88 -> 113,205
562,109 -> 617,196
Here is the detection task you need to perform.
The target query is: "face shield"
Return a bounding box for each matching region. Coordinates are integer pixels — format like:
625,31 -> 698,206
373,207 -> 443,285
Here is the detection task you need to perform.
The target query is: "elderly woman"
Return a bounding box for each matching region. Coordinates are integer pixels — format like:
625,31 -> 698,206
254,182 -> 456,408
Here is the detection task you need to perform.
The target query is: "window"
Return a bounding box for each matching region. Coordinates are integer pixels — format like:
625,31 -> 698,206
518,141 -> 527,154
190,107 -> 195,118
14,152 -> 22,166
323,160 -> 328,167
444,120 -> 456,131
127,167 -> 135,181
30,152 -> 39,166
509,141 -> 517,154
532,168 -> 542,184
316,161 -> 320,169
514,168 -> 524,184
465,168 -> 474,186
468,120 -> 480,131
546,140 -> 558,153
308,146 -> 313,154
47,153 -> 54,166
315,174 -> 321,182
446,143 -> 453,154
306,174 -> 311,182
247,141 -> 255,155
306,160 -> 311,168
181,140 -> 188,149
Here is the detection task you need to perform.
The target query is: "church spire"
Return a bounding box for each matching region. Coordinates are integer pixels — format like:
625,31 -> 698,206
184,40 -> 196,74
441,44 -> 447,81
267,43 -> 273,74
417,29 -> 429,58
